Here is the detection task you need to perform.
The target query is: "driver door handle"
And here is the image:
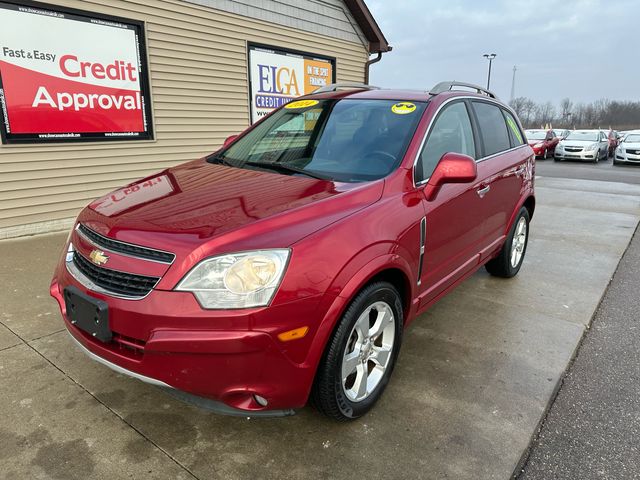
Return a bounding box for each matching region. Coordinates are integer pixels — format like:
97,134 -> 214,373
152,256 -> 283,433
476,185 -> 491,198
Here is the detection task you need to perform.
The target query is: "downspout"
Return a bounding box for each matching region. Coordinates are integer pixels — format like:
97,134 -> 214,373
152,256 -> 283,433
364,47 -> 391,84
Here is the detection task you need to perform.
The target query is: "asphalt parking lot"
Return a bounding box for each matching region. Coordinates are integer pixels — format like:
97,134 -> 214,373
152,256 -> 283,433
1,172 -> 640,480
536,155 -> 640,185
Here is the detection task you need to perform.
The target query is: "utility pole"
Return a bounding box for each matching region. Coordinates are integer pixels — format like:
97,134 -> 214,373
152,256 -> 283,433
510,65 -> 517,102
483,53 -> 497,90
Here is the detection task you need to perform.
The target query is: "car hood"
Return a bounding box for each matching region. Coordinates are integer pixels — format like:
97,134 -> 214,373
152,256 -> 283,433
622,142 -> 640,149
78,158 -> 384,258
527,139 -> 545,145
560,140 -> 598,147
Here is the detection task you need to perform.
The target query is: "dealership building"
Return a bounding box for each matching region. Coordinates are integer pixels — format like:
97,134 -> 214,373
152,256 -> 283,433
0,0 -> 389,238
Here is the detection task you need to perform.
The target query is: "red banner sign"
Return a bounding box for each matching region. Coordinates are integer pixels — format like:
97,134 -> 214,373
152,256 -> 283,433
0,1 -> 153,143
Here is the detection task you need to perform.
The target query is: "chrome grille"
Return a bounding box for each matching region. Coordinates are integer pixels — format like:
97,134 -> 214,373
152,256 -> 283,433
77,224 -> 175,264
72,251 -> 159,298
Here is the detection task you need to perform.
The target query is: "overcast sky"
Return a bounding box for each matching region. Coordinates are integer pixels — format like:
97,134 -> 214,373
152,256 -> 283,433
367,0 -> 636,105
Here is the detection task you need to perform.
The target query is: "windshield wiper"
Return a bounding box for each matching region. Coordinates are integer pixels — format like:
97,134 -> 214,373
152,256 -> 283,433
207,154 -> 236,167
243,161 -> 330,181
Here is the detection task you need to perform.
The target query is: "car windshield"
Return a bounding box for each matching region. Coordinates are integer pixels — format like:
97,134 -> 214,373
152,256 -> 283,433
526,131 -> 547,140
624,134 -> 640,143
213,98 -> 427,183
566,131 -> 599,142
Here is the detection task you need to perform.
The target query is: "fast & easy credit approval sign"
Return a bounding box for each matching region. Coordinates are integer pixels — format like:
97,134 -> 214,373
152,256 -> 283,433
248,44 -> 335,123
0,1 -> 153,143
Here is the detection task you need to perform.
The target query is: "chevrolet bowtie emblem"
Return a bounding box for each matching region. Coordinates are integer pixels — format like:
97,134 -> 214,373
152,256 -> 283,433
89,249 -> 109,266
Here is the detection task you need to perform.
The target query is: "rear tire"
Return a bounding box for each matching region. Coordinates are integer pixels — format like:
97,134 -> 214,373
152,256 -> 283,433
312,281 -> 403,421
485,207 -> 530,278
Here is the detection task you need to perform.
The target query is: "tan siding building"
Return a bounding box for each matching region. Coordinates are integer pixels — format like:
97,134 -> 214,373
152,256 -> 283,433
0,0 -> 389,238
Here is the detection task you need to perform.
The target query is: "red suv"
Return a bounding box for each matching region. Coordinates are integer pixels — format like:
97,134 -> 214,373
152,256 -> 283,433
50,81 -> 535,420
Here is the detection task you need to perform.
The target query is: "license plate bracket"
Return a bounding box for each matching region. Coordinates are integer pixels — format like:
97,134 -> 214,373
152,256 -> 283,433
64,286 -> 111,343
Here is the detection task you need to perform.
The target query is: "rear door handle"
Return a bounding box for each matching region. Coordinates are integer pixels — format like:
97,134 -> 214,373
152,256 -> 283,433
476,185 -> 491,198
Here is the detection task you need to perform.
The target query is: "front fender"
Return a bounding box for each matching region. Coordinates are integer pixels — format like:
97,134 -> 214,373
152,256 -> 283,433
296,251 -> 416,403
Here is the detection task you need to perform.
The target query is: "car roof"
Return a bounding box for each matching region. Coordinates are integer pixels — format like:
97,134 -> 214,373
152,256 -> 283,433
306,87 -> 504,105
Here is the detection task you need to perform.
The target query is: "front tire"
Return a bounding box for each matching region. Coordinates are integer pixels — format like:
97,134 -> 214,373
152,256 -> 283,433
485,207 -> 530,278
312,281 -> 403,421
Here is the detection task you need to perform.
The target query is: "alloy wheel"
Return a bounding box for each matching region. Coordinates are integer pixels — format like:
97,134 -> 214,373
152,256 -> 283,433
510,217 -> 527,268
341,301 -> 396,403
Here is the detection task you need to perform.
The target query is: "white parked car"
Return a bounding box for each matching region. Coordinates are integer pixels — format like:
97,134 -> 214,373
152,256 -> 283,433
554,130 -> 609,163
614,131 -> 640,166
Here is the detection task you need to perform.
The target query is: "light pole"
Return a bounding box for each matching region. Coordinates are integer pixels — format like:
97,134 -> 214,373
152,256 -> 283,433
483,53 -> 497,90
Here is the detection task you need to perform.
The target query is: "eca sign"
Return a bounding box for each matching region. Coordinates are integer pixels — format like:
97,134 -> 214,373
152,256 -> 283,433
248,44 -> 335,123
0,1 -> 153,144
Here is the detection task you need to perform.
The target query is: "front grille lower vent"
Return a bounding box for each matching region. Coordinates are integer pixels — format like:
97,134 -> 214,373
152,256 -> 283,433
73,251 -> 160,298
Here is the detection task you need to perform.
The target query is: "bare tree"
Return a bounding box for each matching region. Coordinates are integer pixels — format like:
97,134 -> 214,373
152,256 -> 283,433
559,98 -> 573,125
512,96 -> 640,130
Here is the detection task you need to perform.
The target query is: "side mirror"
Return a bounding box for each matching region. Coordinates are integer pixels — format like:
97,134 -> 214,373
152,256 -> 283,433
223,134 -> 239,148
423,152 -> 477,202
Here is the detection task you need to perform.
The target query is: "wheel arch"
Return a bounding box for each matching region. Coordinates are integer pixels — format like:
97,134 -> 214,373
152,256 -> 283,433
300,254 -> 415,400
503,194 -> 535,240
523,195 -> 535,220
304,253 -> 414,377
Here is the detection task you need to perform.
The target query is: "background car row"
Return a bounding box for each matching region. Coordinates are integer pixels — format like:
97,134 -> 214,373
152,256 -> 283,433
525,128 -> 636,165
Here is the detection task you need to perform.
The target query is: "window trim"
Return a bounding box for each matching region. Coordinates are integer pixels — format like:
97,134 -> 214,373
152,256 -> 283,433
470,99 -> 513,158
414,99 -> 477,184
412,95 -> 528,186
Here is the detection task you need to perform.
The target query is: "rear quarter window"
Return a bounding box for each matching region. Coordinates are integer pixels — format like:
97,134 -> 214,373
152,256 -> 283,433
503,110 -> 525,146
472,101 -> 512,156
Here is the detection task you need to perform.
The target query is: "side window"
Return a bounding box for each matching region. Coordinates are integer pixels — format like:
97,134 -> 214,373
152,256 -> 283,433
503,110 -> 525,146
416,102 -> 475,182
473,101 -> 511,156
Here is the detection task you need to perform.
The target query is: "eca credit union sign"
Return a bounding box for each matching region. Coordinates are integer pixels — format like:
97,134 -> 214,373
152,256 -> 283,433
248,43 -> 335,123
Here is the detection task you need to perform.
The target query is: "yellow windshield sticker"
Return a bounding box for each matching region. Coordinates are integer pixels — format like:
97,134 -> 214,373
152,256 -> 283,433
285,99 -> 319,109
506,116 -> 524,143
391,102 -> 417,115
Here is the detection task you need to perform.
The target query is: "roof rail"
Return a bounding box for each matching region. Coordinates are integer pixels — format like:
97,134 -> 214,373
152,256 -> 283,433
313,82 -> 380,94
430,81 -> 497,99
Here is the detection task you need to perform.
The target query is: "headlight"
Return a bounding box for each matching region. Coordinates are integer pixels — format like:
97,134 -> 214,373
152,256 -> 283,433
176,249 -> 290,309
556,143 -> 564,150
586,143 -> 599,151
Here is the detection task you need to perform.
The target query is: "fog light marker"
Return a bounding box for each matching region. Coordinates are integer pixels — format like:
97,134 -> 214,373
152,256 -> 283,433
277,326 -> 309,342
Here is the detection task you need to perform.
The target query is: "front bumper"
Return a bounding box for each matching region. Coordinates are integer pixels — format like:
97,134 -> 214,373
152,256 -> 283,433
555,150 -> 599,161
50,260 -> 327,413
615,152 -> 640,164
